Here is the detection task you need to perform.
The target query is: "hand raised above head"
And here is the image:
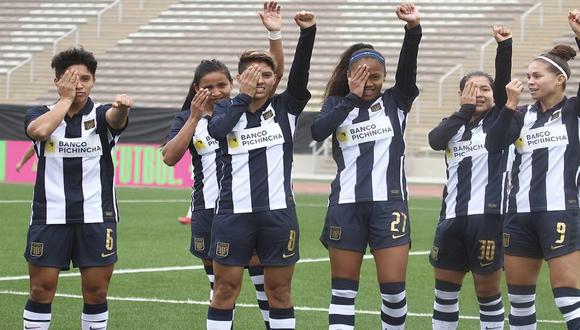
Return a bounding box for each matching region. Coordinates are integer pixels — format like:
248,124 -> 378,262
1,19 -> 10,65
395,3 -> 420,28
294,11 -> 316,29
259,1 -> 282,32
569,9 -> 580,37
492,25 -> 512,42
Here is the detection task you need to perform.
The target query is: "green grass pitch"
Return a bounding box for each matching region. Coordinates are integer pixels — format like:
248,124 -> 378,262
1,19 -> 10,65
0,183 -> 565,329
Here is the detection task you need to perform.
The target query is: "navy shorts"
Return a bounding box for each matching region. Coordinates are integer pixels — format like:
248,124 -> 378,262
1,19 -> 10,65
190,209 -> 213,259
209,206 -> 299,267
429,214 -> 503,274
24,222 -> 117,270
503,210 -> 580,260
320,200 -> 411,253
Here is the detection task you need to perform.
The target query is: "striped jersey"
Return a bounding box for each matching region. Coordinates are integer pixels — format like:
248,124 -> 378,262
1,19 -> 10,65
487,97 -> 580,213
486,37 -> 580,213
430,105 -> 511,220
167,112 -> 219,211
311,24 -> 422,206
210,93 -> 307,214
429,38 -> 512,220
24,98 -> 124,225
208,25 -> 316,214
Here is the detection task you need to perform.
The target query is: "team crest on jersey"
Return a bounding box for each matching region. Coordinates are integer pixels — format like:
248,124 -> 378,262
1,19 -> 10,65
549,109 -> 561,122
216,242 -> 229,257
502,233 -> 510,248
329,226 -> 341,240
30,242 -> 44,257
370,103 -> 382,112
84,119 -> 96,130
262,109 -> 274,120
228,136 -> 239,149
430,246 -> 439,261
45,140 -> 55,153
194,238 -> 205,252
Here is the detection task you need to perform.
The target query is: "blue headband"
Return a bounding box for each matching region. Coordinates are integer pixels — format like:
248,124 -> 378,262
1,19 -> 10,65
349,50 -> 385,67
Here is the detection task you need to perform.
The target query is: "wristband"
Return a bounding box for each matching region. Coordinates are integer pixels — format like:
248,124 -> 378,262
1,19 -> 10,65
268,30 -> 282,40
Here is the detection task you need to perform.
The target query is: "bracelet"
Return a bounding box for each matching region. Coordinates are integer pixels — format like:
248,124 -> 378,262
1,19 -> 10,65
268,30 -> 282,40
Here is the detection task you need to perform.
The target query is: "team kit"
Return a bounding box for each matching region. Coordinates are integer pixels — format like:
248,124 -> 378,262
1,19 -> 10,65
18,2 -> 580,330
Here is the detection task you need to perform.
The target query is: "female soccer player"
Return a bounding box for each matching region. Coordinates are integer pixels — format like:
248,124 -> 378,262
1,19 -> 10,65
162,2 -> 284,328
486,10 -> 580,329
206,10 -> 316,330
427,26 -> 512,330
311,3 -> 420,329
22,47 -> 132,330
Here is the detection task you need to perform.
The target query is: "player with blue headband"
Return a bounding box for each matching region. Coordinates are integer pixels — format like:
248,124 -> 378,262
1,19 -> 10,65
311,2 -> 421,329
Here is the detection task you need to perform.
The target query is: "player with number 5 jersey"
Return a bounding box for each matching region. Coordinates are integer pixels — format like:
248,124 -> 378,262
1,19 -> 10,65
22,48 -> 132,330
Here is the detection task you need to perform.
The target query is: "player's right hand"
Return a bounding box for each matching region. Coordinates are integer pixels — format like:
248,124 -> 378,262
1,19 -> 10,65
190,88 -> 210,119
238,65 -> 261,97
569,9 -> 580,37
56,68 -> 78,102
460,81 -> 477,106
347,64 -> 370,98
505,79 -> 523,111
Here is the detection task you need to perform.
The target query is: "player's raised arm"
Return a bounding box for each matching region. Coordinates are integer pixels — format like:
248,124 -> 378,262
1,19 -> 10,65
393,2 -> 421,111
259,1 -> 284,92
492,25 -> 513,110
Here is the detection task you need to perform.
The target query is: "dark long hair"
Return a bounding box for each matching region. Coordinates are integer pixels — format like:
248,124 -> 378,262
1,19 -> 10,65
323,43 -> 375,99
181,59 -> 233,111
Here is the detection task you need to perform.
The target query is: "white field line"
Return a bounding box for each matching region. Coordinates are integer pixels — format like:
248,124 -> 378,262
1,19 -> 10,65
0,290 -> 564,324
0,252 -> 430,282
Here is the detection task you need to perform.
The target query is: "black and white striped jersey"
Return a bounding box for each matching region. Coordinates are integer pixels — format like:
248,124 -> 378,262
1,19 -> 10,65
311,25 -> 422,205
208,25 -> 316,214
167,113 -> 219,211
24,98 -> 124,224
429,39 -> 512,220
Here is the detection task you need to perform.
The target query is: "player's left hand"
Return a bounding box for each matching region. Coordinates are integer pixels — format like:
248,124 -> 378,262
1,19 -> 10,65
492,25 -> 512,42
294,11 -> 316,29
259,1 -> 282,32
569,10 -> 580,37
112,94 -> 133,111
395,3 -> 420,28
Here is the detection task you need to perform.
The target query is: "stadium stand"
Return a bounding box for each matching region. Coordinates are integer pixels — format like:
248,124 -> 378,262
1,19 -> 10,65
1,0 -> 577,177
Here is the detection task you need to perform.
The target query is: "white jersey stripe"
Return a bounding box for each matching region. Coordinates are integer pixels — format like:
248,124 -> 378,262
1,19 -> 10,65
267,144 -> 286,210
372,138 -> 389,200
45,157 -> 66,224
231,152 -> 252,214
